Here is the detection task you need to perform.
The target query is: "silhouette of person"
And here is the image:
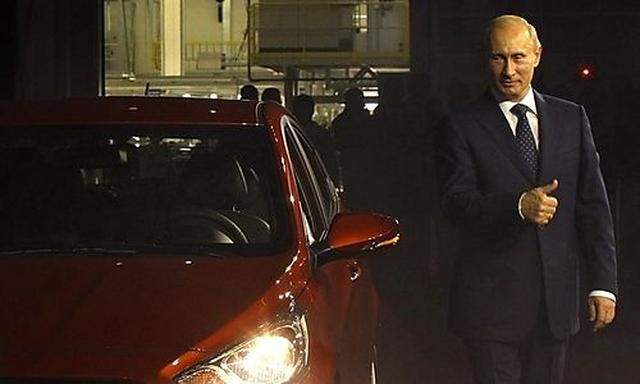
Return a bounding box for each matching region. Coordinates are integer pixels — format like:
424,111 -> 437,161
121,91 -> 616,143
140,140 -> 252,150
261,87 -> 282,104
292,94 -> 339,182
611,80 -> 640,337
372,77 -> 407,215
330,87 -> 373,210
239,84 -> 259,101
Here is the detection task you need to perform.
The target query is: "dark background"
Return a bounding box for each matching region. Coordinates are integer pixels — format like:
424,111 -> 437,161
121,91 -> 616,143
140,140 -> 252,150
1,1 -> 639,383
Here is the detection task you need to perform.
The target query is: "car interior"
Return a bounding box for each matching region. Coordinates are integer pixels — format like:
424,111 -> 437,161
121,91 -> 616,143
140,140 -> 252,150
0,126 -> 288,252
169,151 -> 272,244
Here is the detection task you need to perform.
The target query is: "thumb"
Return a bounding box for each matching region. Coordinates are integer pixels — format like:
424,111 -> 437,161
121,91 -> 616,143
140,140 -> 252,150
539,179 -> 559,194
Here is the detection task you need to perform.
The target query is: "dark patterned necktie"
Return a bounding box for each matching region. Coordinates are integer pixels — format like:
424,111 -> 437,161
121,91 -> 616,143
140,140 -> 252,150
510,103 -> 538,178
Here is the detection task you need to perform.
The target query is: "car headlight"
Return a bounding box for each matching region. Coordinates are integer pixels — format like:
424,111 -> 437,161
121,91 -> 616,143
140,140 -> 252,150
174,313 -> 309,384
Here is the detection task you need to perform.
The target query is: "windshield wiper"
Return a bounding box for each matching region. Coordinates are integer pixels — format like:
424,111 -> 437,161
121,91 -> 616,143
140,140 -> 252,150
0,247 -> 139,256
142,243 -> 231,257
0,244 -> 233,258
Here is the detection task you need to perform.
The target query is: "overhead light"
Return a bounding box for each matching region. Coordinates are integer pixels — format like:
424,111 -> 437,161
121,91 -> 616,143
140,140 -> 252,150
365,103 -> 378,113
363,90 -> 379,98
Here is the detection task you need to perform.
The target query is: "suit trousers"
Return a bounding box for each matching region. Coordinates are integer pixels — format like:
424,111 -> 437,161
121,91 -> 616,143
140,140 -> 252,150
464,307 -> 568,384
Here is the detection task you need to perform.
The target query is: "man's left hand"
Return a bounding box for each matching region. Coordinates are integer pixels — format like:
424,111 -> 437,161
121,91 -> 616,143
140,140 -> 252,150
588,296 -> 616,331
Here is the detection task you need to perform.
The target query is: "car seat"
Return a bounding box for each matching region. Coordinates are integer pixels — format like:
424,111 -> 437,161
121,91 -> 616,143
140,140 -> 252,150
170,153 -> 271,244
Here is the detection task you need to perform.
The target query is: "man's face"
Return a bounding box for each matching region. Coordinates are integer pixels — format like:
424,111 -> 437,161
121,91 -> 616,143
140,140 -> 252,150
487,24 -> 541,101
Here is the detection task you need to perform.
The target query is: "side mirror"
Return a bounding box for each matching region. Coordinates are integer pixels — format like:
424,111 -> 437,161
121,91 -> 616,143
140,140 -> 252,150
317,212 -> 400,265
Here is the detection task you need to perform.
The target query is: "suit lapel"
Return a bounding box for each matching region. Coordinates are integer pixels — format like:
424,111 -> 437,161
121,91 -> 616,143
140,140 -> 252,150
472,92 -> 536,185
535,91 -> 560,185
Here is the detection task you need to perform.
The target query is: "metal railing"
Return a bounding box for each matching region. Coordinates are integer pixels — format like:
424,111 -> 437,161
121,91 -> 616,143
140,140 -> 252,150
146,41 -> 247,74
183,42 -> 247,72
248,0 -> 410,68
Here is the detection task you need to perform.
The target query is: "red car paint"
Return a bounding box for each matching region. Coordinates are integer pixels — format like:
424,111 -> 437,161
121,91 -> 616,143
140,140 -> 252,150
0,97 -> 399,384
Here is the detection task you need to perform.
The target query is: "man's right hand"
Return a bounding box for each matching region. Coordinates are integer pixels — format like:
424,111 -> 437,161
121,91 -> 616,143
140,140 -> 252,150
521,179 -> 559,226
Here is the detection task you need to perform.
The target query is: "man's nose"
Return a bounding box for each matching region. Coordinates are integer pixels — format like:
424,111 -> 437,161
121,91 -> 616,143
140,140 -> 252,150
502,59 -> 516,77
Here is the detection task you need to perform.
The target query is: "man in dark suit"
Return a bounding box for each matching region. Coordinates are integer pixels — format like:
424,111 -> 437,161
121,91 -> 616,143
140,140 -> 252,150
436,15 -> 617,383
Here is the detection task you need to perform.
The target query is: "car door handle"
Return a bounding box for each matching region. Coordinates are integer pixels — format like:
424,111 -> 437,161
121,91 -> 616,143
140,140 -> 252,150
349,262 -> 362,282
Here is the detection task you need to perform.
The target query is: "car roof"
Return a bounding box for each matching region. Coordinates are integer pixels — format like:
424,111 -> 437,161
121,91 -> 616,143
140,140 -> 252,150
0,97 -> 261,126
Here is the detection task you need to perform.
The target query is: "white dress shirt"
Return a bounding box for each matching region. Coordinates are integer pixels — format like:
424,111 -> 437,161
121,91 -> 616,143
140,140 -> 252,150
496,87 -> 540,149
493,87 -> 616,303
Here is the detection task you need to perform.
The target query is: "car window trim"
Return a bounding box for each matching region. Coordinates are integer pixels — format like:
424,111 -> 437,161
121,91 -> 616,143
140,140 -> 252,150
285,117 -> 338,219
282,117 -> 329,240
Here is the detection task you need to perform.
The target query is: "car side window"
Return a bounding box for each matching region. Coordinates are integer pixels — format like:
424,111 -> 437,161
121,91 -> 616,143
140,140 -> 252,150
287,118 -> 339,217
283,117 -> 330,241
292,124 -> 339,219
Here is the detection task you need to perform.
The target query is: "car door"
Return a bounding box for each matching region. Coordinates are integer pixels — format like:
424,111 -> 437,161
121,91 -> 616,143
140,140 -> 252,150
283,116 -> 378,383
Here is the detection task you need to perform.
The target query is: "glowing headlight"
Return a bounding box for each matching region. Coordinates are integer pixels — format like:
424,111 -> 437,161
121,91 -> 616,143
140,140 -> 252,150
175,314 -> 309,384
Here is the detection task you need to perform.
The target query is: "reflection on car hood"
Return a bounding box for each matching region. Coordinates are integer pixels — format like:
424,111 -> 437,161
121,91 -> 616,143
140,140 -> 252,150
0,252 -> 294,380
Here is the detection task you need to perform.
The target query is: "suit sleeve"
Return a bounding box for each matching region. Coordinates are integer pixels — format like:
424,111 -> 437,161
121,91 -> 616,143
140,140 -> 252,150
436,115 -> 523,235
575,106 -> 618,295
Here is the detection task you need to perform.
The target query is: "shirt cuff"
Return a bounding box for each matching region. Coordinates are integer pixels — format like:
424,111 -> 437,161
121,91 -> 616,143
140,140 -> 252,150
589,290 -> 617,302
517,192 -> 526,220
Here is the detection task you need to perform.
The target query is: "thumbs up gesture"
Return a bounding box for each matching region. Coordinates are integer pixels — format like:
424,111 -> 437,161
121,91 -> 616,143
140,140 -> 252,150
521,179 -> 559,226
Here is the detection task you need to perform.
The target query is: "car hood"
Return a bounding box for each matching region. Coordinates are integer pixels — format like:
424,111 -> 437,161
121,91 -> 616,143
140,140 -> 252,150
0,251 -> 300,380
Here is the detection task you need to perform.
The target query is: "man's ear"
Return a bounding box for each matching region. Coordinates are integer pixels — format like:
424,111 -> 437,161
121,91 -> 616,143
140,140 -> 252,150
533,47 -> 543,67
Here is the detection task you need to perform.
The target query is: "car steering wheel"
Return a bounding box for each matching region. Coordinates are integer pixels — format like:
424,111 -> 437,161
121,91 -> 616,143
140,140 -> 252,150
168,209 -> 248,244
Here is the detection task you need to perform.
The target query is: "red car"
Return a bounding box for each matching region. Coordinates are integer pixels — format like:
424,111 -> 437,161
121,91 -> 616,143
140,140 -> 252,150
0,97 -> 399,384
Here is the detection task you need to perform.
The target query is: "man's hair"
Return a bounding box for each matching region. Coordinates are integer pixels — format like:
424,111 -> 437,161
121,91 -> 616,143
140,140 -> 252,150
261,87 -> 282,104
343,87 -> 364,108
292,94 -> 315,121
240,84 -> 259,101
483,15 -> 542,53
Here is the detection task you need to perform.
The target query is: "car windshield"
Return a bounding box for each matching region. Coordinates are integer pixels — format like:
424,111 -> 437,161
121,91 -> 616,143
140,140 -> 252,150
0,124 -> 290,255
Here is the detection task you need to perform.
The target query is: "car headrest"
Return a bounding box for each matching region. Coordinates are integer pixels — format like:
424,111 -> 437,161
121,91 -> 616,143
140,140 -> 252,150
238,165 -> 261,208
182,153 -> 249,210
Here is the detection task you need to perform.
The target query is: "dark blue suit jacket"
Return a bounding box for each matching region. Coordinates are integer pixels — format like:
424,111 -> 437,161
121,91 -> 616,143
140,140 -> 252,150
436,90 -> 617,341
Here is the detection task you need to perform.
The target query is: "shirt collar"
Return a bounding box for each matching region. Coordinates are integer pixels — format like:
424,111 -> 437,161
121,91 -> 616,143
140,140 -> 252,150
493,87 -> 538,117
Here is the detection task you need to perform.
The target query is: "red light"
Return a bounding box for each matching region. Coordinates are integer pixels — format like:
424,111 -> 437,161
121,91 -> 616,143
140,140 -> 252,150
579,65 -> 594,79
